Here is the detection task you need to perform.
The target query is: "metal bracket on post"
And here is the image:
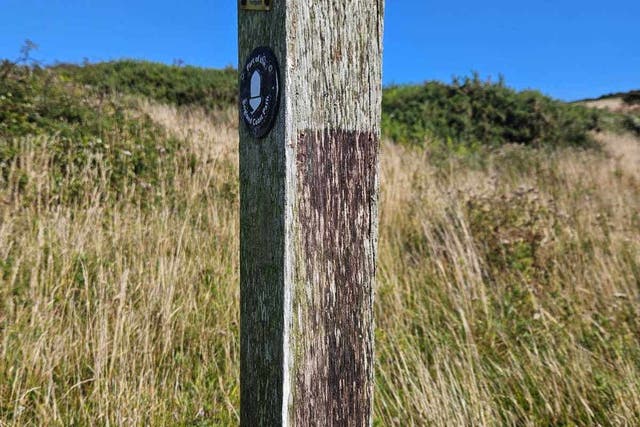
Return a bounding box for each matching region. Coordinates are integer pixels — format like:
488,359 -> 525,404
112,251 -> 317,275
240,0 -> 271,12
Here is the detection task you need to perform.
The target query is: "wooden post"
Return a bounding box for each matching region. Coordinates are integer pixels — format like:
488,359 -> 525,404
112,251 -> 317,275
238,1 -> 384,425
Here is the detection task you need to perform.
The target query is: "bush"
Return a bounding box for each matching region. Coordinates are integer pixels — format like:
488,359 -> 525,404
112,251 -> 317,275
623,115 -> 640,136
1,63 -> 101,138
382,74 -> 601,149
50,62 -> 609,152
53,60 -> 237,110
465,184 -> 558,281
0,63 -> 182,203
622,90 -> 640,105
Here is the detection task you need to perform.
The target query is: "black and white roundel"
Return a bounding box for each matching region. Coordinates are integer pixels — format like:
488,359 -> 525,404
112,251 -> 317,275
240,47 -> 280,139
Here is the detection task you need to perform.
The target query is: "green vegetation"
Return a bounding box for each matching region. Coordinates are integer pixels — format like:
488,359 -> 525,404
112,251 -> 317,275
54,60 -> 237,110
0,62 -> 183,204
623,90 -> 640,105
623,114 -> 640,136
382,75 -> 602,148
376,142 -> 640,425
2,56 -> 640,425
578,89 -> 640,103
50,61 -> 612,150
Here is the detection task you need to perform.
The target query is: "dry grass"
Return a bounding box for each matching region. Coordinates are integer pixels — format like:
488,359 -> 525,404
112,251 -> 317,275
580,97 -> 640,114
595,131 -> 640,179
1,100 -> 640,425
1,105 -> 240,425
376,135 -> 640,425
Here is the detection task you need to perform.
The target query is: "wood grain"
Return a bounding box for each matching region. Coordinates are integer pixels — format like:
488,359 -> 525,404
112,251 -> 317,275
239,2 -> 384,425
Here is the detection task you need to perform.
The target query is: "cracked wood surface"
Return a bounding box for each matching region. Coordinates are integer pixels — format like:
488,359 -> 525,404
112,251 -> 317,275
239,2 -> 384,425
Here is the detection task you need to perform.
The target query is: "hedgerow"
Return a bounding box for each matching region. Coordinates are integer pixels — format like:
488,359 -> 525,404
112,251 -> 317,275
53,60 -> 237,110
0,62 -> 182,203
382,74 -> 601,148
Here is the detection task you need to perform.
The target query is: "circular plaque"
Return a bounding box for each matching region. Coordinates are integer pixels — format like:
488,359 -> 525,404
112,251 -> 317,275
240,47 -> 280,139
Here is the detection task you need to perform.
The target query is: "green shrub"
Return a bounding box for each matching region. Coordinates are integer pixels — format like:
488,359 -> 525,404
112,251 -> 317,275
50,62 -> 609,152
53,60 -> 237,110
0,63 -> 182,204
622,90 -> 640,105
382,74 -> 601,149
623,115 -> 640,136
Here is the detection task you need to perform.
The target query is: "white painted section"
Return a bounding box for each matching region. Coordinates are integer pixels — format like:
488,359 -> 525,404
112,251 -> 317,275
249,70 -> 262,111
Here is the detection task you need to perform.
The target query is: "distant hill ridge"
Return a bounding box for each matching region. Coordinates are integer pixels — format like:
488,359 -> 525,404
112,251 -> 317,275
575,89 -> 640,105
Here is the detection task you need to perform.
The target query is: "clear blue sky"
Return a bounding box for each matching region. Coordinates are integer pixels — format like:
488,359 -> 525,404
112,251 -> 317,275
1,0 -> 638,101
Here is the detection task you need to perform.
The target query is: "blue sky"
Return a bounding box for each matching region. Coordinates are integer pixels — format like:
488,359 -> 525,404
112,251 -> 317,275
0,0 -> 638,101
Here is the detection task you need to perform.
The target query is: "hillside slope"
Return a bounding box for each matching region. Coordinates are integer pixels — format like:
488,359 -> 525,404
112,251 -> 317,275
580,96 -> 640,114
55,61 -> 611,148
1,61 -> 640,425
54,60 -> 237,110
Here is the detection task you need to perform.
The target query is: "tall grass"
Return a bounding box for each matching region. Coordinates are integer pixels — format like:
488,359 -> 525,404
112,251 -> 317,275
1,98 -> 639,425
376,137 -> 640,425
1,104 -> 240,425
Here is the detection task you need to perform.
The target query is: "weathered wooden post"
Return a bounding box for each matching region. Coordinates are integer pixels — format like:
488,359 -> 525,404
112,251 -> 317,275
238,1 -> 384,425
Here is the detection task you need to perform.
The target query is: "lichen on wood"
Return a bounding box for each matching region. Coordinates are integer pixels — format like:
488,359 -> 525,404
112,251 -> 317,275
239,1 -> 384,425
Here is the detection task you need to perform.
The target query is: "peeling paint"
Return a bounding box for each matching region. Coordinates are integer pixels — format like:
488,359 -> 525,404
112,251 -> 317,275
239,0 -> 383,424
293,130 -> 378,426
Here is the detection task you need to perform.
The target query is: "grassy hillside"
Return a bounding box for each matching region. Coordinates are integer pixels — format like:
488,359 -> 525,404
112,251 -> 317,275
0,62 -> 184,204
52,60 -> 615,149
382,75 -> 602,148
54,60 -> 237,110
578,89 -> 640,105
575,91 -> 640,138
1,62 -> 640,425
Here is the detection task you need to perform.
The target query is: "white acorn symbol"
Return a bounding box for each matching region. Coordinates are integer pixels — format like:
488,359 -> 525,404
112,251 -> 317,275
249,70 -> 262,112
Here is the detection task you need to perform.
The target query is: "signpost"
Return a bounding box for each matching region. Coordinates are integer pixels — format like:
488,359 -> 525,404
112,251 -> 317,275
239,1 -> 384,425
